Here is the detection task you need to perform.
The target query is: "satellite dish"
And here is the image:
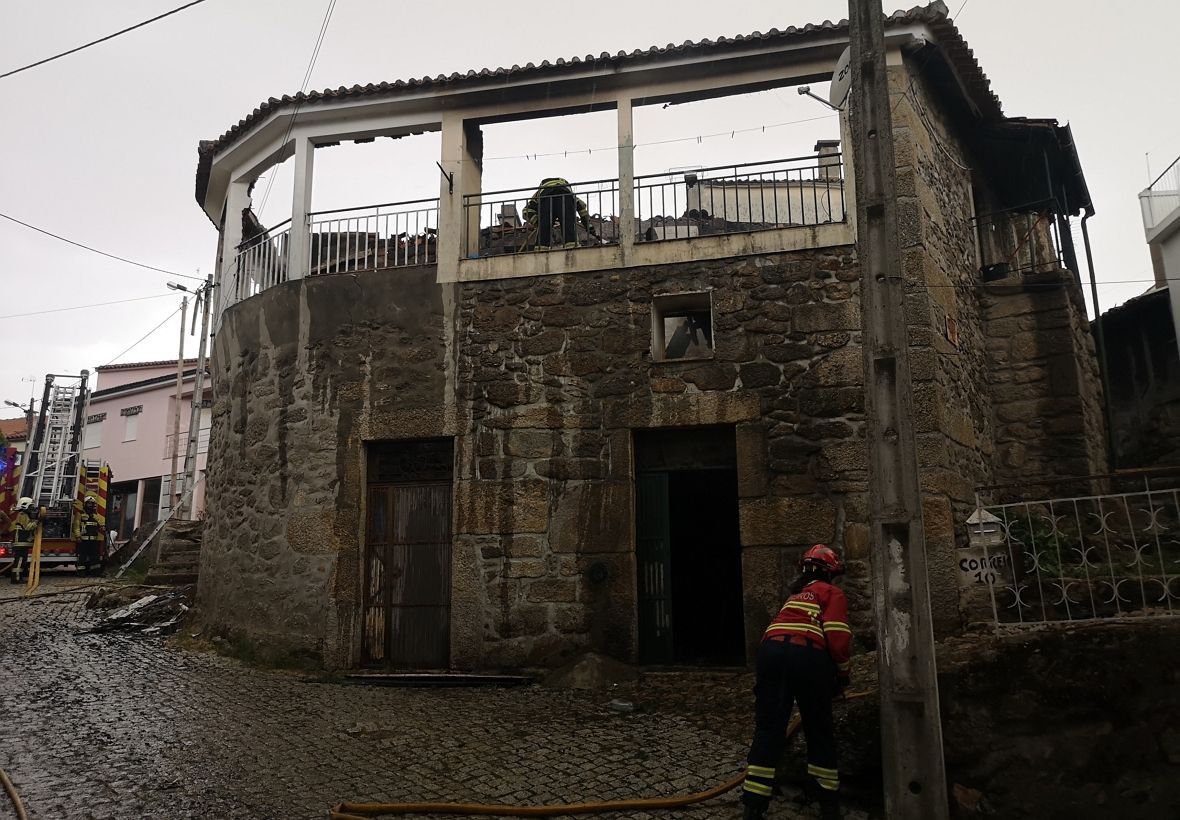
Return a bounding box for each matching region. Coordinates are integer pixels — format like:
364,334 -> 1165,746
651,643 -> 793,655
829,47 -> 852,109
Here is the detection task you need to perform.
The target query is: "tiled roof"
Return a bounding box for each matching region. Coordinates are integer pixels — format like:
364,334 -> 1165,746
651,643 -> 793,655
96,358 -> 199,372
0,417 -> 28,442
196,1 -> 998,197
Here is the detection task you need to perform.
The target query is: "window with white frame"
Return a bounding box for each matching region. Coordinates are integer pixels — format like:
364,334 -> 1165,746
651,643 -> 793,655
123,413 -> 138,442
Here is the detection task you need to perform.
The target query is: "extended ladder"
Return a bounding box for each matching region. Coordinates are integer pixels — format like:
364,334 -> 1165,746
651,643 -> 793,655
20,372 -> 90,509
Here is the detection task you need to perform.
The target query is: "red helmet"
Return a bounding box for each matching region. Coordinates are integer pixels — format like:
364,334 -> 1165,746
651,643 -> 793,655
800,543 -> 845,575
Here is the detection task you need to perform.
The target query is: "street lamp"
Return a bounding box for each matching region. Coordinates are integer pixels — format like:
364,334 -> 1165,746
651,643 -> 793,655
166,282 -> 190,293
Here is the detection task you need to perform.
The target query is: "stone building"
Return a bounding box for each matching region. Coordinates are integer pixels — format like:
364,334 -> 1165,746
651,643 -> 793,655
192,2 -> 1106,670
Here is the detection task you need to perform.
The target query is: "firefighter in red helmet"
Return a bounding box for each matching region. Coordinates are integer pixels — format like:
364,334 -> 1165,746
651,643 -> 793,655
741,544 -> 852,820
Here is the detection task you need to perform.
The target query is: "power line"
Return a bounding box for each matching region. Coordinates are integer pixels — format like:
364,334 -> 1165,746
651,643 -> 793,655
952,0 -> 972,22
0,0 -> 211,81
102,304 -> 184,367
0,211 -> 203,281
0,293 -> 173,320
257,0 -> 338,220
482,113 -> 839,162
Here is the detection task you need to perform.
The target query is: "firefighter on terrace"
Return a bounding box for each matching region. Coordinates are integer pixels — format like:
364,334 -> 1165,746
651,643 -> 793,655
10,497 -> 41,585
742,544 -> 852,820
523,177 -> 596,249
75,495 -> 103,575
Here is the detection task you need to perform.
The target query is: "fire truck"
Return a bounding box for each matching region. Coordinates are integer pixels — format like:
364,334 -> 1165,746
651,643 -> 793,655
0,372 -> 113,571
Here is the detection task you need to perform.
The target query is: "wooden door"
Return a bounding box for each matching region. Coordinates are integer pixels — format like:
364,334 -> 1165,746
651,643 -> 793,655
362,482 -> 452,668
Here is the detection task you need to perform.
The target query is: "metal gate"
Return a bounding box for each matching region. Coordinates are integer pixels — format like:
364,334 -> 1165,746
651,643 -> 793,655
362,482 -> 452,668
636,473 -> 674,664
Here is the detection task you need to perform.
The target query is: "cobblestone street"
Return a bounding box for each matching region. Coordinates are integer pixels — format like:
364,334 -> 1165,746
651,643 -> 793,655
0,575 -> 783,820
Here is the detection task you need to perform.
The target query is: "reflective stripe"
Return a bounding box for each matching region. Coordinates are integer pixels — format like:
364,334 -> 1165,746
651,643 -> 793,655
817,778 -> 839,791
823,621 -> 852,634
743,780 -> 773,797
836,660 -> 851,671
782,600 -> 820,614
807,764 -> 839,778
746,765 -> 776,779
765,622 -> 824,638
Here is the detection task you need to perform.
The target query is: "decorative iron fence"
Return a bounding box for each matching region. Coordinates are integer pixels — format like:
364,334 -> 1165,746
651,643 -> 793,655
308,198 -> 439,275
1140,155 -> 1180,233
968,476 -> 1180,625
635,154 -> 845,242
464,179 -> 620,257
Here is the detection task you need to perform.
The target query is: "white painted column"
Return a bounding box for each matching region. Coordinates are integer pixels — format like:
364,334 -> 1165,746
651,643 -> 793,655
437,114 -> 482,282
287,137 -> 315,280
216,179 -> 251,318
617,98 -> 635,262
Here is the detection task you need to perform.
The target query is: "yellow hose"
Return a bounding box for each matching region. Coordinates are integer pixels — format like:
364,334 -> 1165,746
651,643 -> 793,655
331,692 -> 871,818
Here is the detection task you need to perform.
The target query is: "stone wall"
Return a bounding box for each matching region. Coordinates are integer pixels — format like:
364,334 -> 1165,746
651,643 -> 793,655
449,248 -> 876,668
197,266 -> 453,667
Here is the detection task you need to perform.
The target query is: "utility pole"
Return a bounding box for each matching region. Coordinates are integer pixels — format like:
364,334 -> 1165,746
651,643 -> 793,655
846,1 -> 950,817
170,296 -> 188,517
180,275 -> 213,519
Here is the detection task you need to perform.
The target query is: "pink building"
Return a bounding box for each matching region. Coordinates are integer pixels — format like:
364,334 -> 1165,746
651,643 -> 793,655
85,360 -> 210,540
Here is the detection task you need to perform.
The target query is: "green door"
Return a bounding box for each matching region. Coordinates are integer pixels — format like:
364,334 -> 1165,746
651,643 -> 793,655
636,473 -> 674,664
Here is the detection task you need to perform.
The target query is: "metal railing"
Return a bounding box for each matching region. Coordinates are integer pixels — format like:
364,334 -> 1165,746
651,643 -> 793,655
973,201 -> 1065,279
464,179 -> 620,257
1140,155 -> 1180,233
308,198 -> 439,275
222,219 -> 291,318
968,475 -> 1180,625
635,155 -> 845,242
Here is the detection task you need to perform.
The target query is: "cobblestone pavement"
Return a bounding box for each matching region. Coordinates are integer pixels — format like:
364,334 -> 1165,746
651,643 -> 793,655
0,574 -> 839,820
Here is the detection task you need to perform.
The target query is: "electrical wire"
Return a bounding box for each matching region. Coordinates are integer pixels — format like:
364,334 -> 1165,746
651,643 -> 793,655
0,293 -> 174,321
101,304 -> 184,367
0,0 -> 211,80
256,0 -> 338,220
0,212 -> 203,281
953,0 -> 972,22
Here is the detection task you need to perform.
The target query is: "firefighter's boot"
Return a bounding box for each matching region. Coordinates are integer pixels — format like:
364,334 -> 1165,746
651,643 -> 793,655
742,802 -> 767,820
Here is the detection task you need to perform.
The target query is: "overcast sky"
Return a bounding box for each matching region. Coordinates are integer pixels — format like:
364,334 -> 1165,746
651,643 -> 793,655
3,0 -> 1179,422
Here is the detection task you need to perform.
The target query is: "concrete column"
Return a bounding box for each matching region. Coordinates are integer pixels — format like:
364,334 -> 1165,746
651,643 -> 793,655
617,98 -> 635,261
438,115 -> 483,282
287,137 -> 315,281
215,180 -> 251,321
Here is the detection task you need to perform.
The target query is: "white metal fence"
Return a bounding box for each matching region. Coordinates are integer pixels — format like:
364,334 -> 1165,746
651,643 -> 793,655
308,198 -> 438,275
1140,156 -> 1180,233
968,476 -> 1180,625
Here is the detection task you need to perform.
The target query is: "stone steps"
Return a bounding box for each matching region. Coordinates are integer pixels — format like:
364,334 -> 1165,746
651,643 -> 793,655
144,520 -> 204,586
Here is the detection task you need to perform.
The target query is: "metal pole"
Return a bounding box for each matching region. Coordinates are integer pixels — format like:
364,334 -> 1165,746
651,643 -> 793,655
170,296 -> 187,515
180,276 -> 212,519
846,1 -> 950,817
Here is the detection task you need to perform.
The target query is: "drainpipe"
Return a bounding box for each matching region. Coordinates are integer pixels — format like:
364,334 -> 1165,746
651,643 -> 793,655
1080,208 -> 1117,470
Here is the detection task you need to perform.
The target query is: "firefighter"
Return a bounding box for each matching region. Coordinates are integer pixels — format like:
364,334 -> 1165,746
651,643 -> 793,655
522,177 -> 595,249
10,497 -> 39,585
742,544 -> 851,820
75,495 -> 104,575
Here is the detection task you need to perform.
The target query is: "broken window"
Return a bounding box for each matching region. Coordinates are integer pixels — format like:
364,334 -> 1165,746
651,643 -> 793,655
653,292 -> 714,361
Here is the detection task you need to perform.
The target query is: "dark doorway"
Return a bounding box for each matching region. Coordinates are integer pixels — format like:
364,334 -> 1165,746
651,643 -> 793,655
635,427 -> 744,666
362,439 -> 454,669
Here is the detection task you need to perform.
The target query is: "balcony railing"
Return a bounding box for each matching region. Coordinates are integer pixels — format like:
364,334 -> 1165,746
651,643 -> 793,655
464,179 -> 620,257
973,201 -> 1065,280
222,219 -> 292,318
308,198 -> 438,275
635,155 -> 845,242
1140,156 -> 1180,234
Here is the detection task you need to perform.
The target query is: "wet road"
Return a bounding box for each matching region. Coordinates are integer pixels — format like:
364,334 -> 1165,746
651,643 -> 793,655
1,574 -> 756,819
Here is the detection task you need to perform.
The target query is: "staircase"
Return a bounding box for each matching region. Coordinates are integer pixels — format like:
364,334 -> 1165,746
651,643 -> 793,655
144,519 -> 203,585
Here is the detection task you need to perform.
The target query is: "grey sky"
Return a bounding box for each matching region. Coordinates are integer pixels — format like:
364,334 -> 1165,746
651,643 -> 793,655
2,0 -> 1178,420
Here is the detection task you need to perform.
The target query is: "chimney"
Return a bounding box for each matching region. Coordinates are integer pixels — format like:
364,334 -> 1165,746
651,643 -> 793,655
815,139 -> 841,180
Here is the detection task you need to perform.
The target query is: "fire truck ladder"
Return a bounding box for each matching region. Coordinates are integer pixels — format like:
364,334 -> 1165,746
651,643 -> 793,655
20,372 -> 89,509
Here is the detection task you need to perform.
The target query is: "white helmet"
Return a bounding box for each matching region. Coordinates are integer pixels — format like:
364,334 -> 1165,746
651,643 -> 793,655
16,497 -> 33,511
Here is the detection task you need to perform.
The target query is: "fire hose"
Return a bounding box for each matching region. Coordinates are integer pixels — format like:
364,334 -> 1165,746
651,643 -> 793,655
0,769 -> 29,820
330,691 -> 872,819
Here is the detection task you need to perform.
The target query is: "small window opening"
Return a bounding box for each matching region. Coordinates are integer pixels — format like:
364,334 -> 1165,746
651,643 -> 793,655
653,292 -> 714,361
